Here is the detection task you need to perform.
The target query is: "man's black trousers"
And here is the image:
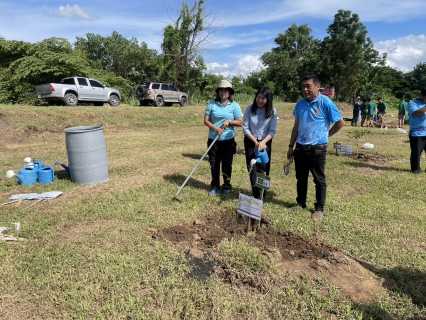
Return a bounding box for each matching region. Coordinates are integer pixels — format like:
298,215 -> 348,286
409,135 -> 426,173
294,145 -> 327,211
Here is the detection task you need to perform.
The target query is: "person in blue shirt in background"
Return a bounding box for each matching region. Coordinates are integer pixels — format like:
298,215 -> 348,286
243,86 -> 277,199
204,80 -> 243,195
286,74 -> 345,221
407,88 -> 426,174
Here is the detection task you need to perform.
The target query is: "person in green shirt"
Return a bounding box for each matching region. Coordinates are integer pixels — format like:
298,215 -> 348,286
360,99 -> 368,127
367,98 -> 377,128
377,98 -> 387,126
398,97 -> 408,128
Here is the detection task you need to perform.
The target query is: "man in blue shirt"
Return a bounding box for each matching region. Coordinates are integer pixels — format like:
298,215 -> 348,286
287,74 -> 345,221
407,88 -> 426,174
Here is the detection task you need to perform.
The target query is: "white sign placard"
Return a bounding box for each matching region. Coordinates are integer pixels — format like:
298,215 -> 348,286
237,193 -> 263,221
340,144 -> 353,155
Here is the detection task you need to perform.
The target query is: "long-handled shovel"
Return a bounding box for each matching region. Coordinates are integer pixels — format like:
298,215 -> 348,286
173,134 -> 220,202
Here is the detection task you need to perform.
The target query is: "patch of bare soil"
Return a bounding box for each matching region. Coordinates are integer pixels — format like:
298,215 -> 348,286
0,113 -> 66,146
0,113 -> 15,145
350,152 -> 389,164
151,210 -> 387,304
381,118 -> 401,129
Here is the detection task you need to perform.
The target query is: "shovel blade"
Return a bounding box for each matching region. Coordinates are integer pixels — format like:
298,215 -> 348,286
284,167 -> 290,176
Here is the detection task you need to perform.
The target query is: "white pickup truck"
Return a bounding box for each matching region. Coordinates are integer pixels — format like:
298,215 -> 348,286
35,77 -> 121,106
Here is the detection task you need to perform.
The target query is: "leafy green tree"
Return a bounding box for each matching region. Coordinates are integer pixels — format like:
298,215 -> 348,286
260,23 -> 320,101
0,68 -> 35,104
9,38 -> 91,84
405,62 -> 426,91
161,0 -> 220,95
366,66 -> 410,99
74,33 -> 108,70
244,71 -> 264,92
230,76 -> 256,95
74,31 -> 160,84
0,38 -> 92,104
189,72 -> 222,105
89,68 -> 133,102
0,37 -> 34,103
320,10 -> 380,101
0,37 -> 32,70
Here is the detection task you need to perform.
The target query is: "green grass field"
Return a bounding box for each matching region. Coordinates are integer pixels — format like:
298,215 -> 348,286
0,102 -> 425,319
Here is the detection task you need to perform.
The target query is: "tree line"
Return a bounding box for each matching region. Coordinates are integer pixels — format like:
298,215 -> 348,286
0,1 -> 425,106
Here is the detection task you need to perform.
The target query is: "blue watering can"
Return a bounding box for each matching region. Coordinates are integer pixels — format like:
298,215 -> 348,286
6,157 -> 55,185
255,149 -> 269,165
33,159 -> 55,184
37,165 -> 55,184
6,166 -> 38,186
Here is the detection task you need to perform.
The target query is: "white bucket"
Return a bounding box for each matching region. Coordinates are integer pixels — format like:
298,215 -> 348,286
363,143 -> 374,150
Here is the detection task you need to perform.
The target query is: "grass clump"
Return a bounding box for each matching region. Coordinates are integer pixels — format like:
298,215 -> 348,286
217,238 -> 270,273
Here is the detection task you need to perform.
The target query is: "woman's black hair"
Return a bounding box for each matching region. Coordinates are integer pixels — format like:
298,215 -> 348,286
214,89 -> 234,103
251,86 -> 274,119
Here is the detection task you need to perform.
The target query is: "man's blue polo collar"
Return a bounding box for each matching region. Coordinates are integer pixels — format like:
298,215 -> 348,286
305,92 -> 323,105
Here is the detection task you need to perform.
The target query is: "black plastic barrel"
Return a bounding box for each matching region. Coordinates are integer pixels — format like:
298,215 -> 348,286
65,126 -> 109,185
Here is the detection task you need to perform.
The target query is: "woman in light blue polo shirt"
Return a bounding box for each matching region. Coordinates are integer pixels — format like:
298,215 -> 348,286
204,80 -> 243,196
243,86 -> 277,199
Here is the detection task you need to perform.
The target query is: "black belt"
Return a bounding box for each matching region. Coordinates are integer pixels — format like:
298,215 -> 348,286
296,143 -> 327,150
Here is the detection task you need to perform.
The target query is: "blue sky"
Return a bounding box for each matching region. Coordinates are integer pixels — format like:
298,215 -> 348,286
1,0 -> 425,78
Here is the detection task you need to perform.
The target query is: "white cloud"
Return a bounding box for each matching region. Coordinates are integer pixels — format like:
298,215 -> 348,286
56,4 -> 99,20
374,34 -> 426,72
206,62 -> 233,78
207,55 -> 264,78
234,55 -> 264,76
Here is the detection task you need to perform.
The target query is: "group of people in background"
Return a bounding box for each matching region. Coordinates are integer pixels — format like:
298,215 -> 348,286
353,96 -> 411,129
354,97 -> 387,128
203,75 -> 344,222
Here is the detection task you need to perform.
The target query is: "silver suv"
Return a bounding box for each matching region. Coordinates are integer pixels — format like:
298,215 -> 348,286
136,82 -> 188,107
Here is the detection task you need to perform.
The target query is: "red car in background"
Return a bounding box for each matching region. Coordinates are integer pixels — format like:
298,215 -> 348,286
320,87 -> 335,99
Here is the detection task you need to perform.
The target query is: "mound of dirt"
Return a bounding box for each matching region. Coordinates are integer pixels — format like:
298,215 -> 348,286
352,152 -> 390,163
150,210 -> 387,304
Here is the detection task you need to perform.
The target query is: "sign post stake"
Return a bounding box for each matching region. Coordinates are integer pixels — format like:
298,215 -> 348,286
333,142 -> 341,155
246,189 -> 265,233
246,215 -> 252,233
